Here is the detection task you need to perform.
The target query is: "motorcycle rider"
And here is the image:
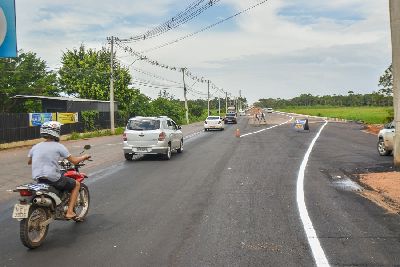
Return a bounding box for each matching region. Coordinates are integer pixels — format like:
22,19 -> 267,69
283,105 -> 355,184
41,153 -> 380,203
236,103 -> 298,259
28,121 -> 90,220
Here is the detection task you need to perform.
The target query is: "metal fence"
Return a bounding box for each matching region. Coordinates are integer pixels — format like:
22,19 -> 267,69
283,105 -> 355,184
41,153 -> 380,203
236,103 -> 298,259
0,112 -> 128,144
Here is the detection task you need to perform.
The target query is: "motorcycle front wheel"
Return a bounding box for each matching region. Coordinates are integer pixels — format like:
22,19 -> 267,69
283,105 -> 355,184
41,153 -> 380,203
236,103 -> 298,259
74,183 -> 90,221
20,206 -> 50,249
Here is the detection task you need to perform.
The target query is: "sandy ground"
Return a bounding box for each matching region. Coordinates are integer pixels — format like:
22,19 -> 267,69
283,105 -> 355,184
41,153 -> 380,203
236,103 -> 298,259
359,172 -> 400,213
357,123 -> 400,213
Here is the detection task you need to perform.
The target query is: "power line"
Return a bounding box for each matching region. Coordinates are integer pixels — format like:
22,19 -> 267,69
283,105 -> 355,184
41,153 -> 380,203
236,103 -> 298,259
131,77 -> 183,89
131,67 -> 181,85
142,0 -> 270,53
117,0 -> 221,43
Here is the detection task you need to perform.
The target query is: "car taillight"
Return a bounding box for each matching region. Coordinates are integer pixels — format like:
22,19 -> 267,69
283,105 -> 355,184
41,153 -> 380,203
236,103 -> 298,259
158,132 -> 166,141
19,189 -> 32,197
123,133 -> 127,141
218,121 -> 221,124
204,121 -> 207,124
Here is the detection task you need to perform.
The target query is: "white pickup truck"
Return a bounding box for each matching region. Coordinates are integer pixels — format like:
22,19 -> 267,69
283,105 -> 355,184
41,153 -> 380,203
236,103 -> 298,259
377,121 -> 395,156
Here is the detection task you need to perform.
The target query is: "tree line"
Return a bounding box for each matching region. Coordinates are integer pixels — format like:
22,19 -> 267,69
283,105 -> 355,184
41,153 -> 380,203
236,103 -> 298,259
0,45 -> 246,125
255,65 -> 393,109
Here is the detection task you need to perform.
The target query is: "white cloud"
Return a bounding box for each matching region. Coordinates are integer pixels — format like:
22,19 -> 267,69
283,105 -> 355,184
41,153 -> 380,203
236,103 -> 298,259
14,0 -> 392,104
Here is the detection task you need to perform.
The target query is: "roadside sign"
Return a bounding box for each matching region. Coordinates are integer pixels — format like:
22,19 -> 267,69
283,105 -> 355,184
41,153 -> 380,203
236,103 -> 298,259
292,118 -> 309,132
0,0 -> 17,58
29,113 -> 56,127
57,112 -> 78,124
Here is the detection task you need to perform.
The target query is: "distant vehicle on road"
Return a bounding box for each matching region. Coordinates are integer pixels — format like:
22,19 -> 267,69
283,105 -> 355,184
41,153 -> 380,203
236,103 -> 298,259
267,108 -> 273,113
224,114 -> 237,124
204,116 -> 224,131
239,110 -> 245,116
377,121 -> 395,156
123,116 -> 183,160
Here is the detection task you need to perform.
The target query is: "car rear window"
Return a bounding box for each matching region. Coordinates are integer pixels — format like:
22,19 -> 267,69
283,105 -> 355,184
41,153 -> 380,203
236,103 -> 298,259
207,116 -> 220,120
127,119 -> 160,130
226,115 -> 235,118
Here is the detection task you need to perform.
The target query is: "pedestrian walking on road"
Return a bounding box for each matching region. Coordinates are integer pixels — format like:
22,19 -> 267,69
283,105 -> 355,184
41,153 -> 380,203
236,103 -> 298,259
261,112 -> 266,122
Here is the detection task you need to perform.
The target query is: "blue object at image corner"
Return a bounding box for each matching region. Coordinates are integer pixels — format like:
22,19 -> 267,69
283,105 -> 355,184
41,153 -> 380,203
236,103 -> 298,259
0,0 -> 17,58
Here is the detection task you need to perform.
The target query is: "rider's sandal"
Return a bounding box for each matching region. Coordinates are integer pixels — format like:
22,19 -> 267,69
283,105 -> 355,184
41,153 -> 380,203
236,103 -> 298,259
65,214 -> 77,221
73,216 -> 84,222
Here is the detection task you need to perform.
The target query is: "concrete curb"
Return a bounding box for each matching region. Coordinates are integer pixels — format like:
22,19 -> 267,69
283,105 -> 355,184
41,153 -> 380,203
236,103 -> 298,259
0,122 -> 206,151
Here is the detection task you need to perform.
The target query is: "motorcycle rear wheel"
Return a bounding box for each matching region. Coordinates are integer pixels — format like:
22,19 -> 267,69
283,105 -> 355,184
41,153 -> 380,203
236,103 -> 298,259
74,183 -> 90,221
20,206 -> 50,249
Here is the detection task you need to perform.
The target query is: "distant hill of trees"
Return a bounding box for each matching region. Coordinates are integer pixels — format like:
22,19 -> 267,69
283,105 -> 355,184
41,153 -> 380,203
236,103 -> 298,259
254,91 -> 393,109
255,64 -> 393,109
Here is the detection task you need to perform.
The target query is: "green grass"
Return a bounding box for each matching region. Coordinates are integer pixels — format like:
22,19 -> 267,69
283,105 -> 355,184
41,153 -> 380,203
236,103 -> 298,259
67,127 -> 125,140
279,106 -> 393,124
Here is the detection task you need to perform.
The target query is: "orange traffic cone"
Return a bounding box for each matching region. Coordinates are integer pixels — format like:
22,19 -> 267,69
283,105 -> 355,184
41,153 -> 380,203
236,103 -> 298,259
235,128 -> 240,138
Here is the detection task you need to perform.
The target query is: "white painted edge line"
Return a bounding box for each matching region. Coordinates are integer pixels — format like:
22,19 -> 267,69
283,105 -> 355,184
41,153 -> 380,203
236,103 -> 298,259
297,120 -> 330,267
240,116 -> 293,138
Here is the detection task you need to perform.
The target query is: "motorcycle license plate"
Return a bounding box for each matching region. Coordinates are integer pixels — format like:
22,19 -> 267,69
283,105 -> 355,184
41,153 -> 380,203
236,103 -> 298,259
12,204 -> 30,219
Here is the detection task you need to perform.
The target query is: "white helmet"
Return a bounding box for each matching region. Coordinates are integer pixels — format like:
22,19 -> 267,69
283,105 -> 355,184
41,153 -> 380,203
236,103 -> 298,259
40,121 -> 62,141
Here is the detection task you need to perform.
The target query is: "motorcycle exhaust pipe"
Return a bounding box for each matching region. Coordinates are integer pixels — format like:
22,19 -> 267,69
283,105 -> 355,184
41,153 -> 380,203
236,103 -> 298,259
33,197 -> 52,207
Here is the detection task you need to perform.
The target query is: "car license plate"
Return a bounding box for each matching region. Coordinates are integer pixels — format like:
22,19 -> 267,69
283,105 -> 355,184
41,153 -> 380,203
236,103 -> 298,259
136,147 -> 148,152
295,124 -> 303,129
12,204 -> 30,219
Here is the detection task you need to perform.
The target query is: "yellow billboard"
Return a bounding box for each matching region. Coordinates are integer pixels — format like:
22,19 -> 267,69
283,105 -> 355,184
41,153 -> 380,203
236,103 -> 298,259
57,113 -> 78,124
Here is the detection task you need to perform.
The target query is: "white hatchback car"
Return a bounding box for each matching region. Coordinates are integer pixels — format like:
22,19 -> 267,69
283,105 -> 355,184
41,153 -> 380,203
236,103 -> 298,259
123,116 -> 183,160
204,116 -> 224,131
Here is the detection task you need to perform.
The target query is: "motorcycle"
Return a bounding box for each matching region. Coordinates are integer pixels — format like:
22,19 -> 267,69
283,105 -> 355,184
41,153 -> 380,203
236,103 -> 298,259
12,145 -> 92,249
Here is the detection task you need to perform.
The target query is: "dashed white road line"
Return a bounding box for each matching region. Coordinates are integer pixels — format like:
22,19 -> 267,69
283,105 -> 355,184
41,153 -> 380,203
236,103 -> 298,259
240,117 -> 293,138
296,120 -> 330,267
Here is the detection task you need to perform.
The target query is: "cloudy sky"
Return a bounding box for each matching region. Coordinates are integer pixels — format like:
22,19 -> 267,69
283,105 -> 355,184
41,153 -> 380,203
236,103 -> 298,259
15,0 -> 392,104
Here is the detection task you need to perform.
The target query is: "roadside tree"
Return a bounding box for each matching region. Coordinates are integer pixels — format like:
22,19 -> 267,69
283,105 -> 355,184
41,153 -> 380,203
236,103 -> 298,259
0,51 -> 58,112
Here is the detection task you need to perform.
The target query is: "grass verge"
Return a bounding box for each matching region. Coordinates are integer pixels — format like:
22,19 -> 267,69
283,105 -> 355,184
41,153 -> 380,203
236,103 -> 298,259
67,127 -> 125,141
279,106 -> 393,124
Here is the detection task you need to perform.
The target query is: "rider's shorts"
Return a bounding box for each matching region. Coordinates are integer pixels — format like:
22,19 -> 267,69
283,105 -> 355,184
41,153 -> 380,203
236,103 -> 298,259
38,175 -> 76,192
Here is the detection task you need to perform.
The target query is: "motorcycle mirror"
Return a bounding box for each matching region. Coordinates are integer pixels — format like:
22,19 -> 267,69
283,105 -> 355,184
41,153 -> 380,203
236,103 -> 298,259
84,145 -> 91,150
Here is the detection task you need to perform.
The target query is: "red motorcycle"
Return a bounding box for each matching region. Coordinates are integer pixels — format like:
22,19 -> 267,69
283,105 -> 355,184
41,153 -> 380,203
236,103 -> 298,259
12,145 -> 92,249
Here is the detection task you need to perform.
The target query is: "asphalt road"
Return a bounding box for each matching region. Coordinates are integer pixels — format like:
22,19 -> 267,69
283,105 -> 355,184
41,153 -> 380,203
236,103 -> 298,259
0,113 -> 399,266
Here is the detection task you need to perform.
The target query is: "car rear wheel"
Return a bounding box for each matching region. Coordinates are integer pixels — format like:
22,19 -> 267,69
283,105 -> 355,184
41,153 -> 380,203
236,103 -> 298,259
177,139 -> 183,153
377,139 -> 391,156
164,144 -> 172,160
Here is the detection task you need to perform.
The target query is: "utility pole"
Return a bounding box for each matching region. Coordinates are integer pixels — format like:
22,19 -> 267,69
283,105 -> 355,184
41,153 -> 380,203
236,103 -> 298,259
239,90 -> 242,111
109,36 -> 115,134
390,0 -> 400,166
182,68 -> 189,124
218,96 -> 221,117
225,92 -> 228,114
207,80 -> 210,116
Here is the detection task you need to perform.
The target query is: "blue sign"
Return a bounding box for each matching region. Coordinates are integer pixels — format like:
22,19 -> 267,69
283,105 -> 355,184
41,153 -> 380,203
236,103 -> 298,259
292,118 -> 310,131
0,0 -> 17,58
29,113 -> 55,127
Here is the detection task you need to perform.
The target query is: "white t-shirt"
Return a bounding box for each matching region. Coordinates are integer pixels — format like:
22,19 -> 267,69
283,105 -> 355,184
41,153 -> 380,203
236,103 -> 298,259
28,142 -> 71,182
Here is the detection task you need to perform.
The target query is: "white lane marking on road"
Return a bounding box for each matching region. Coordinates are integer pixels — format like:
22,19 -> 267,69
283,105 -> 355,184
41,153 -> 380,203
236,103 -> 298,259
240,117 -> 293,138
297,120 -> 330,267
183,130 -> 204,140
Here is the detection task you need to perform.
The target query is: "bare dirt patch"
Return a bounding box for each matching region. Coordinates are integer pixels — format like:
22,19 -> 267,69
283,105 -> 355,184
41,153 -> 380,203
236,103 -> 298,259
363,124 -> 383,135
359,172 -> 400,213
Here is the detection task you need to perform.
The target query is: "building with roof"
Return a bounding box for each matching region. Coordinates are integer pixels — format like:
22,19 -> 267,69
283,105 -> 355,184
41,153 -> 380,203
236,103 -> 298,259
12,95 -> 118,112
